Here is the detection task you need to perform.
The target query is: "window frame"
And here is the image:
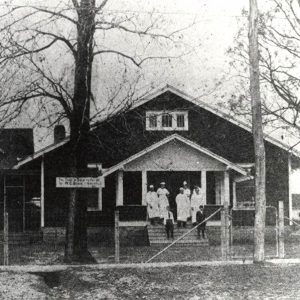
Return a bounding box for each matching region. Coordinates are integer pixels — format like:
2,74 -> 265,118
146,111 -> 188,131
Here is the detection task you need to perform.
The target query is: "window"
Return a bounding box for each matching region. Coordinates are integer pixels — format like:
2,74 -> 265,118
146,111 -> 188,131
149,115 -> 157,128
177,114 -> 185,128
162,114 -> 173,128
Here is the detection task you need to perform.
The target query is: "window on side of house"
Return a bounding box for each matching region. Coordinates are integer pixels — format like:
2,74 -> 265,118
146,111 -> 188,131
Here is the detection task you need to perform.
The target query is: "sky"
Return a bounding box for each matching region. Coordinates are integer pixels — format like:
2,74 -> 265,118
3,0 -> 299,152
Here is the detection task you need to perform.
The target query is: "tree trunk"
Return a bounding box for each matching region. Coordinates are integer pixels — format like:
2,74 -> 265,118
65,0 -> 96,262
249,0 -> 266,263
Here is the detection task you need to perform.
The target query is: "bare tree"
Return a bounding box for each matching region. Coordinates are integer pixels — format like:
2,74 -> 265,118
249,0 -> 266,263
0,0 -> 193,262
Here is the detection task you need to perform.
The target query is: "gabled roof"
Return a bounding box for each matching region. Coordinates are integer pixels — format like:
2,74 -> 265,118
14,85 -> 300,168
102,134 -> 248,177
135,84 -> 300,155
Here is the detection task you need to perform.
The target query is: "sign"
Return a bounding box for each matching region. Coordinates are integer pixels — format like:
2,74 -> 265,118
56,177 -> 105,188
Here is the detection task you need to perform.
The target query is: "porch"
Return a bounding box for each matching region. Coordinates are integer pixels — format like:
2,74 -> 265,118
101,134 -> 250,225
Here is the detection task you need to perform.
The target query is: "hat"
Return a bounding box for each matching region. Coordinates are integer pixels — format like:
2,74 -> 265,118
160,182 -> 165,185
149,185 -> 154,188
179,187 -> 184,191
183,181 -> 187,185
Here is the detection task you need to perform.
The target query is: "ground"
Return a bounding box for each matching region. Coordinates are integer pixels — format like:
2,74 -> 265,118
2,264 -> 300,299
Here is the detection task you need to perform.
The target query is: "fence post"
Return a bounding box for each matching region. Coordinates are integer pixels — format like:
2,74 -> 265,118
278,201 -> 285,258
221,205 -> 230,260
115,210 -> 120,263
3,212 -> 8,266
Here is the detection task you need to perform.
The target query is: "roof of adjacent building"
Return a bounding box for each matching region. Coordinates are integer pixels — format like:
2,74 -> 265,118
0,128 -> 34,169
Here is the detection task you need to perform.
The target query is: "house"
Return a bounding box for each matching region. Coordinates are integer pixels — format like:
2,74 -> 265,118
0,128 -> 40,232
11,85 -> 300,243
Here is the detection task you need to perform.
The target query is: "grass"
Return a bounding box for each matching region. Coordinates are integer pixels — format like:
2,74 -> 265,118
2,264 -> 300,299
3,240 -> 300,265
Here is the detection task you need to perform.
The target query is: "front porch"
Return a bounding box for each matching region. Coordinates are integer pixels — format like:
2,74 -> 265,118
101,134 -> 250,225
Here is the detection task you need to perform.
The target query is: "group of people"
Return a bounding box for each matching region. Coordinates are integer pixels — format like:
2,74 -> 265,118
146,181 -> 207,239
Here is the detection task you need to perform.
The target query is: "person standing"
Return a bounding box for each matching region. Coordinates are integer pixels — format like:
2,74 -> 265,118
191,186 -> 204,225
163,206 -> 174,239
176,187 -> 189,228
196,205 -> 206,239
146,185 -> 159,225
157,182 -> 170,222
183,181 -> 191,220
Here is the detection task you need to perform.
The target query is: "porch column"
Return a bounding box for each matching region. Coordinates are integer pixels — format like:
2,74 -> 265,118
142,170 -> 147,205
224,171 -> 230,206
201,170 -> 207,204
41,156 -> 45,228
116,170 -> 124,206
232,181 -> 237,208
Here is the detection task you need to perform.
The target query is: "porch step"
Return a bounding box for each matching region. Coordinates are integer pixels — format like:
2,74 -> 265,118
147,225 -> 209,246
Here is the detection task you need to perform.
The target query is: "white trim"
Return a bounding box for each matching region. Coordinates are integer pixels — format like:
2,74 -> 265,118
289,156 -> 293,225
102,134 -> 247,177
40,156 -> 45,228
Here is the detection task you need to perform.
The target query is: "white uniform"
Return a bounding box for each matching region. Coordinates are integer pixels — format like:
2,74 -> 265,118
157,188 -> 170,218
191,191 -> 204,223
146,191 -> 159,219
183,187 -> 191,217
176,193 -> 190,222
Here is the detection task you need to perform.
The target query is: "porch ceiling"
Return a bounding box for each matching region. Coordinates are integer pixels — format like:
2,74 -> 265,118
102,134 -> 248,177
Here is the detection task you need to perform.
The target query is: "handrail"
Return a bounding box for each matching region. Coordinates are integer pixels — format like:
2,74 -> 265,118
145,207 -> 222,263
284,216 -> 300,227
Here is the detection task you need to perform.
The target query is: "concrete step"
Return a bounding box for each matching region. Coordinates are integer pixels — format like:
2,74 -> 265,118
151,239 -> 209,245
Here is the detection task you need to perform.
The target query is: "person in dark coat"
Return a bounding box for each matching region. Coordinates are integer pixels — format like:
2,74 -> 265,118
196,205 -> 206,239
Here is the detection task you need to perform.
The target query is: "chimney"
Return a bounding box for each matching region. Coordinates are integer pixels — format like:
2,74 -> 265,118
54,125 -> 66,144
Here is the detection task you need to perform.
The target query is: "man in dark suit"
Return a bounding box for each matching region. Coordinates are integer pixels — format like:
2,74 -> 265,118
196,205 -> 206,239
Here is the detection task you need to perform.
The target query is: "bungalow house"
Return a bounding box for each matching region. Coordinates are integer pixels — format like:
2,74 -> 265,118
10,85 -> 300,243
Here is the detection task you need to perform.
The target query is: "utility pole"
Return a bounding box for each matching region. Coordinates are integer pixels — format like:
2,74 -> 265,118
249,0 -> 266,263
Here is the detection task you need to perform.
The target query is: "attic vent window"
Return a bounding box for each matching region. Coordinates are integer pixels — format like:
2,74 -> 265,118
146,111 -> 188,131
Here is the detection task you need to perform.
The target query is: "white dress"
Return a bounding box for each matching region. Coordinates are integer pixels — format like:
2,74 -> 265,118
176,193 -> 190,222
191,191 -> 205,223
184,188 -> 191,217
157,188 -> 170,218
146,191 -> 159,219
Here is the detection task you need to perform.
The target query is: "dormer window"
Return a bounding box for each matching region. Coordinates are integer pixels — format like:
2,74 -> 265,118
162,113 -> 173,128
146,111 -> 188,131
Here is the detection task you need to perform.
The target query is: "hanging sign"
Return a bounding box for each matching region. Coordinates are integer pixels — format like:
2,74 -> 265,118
56,176 -> 105,188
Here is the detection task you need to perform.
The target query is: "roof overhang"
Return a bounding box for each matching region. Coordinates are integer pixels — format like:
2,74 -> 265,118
13,137 -> 70,169
102,134 -> 248,177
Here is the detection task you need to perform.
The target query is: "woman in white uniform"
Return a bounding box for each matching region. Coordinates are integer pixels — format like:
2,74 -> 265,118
146,185 -> 159,225
191,186 -> 204,225
157,182 -> 170,221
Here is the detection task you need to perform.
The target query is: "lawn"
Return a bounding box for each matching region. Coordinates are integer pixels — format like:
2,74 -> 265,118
2,263 -> 300,299
5,241 -> 300,265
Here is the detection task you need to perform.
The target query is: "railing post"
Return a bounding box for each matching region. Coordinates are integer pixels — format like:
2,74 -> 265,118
3,212 -> 8,266
115,210 -> 120,263
278,201 -> 285,258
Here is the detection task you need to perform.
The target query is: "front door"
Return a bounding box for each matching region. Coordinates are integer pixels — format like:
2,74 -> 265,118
147,171 -> 201,218
123,171 -> 142,205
